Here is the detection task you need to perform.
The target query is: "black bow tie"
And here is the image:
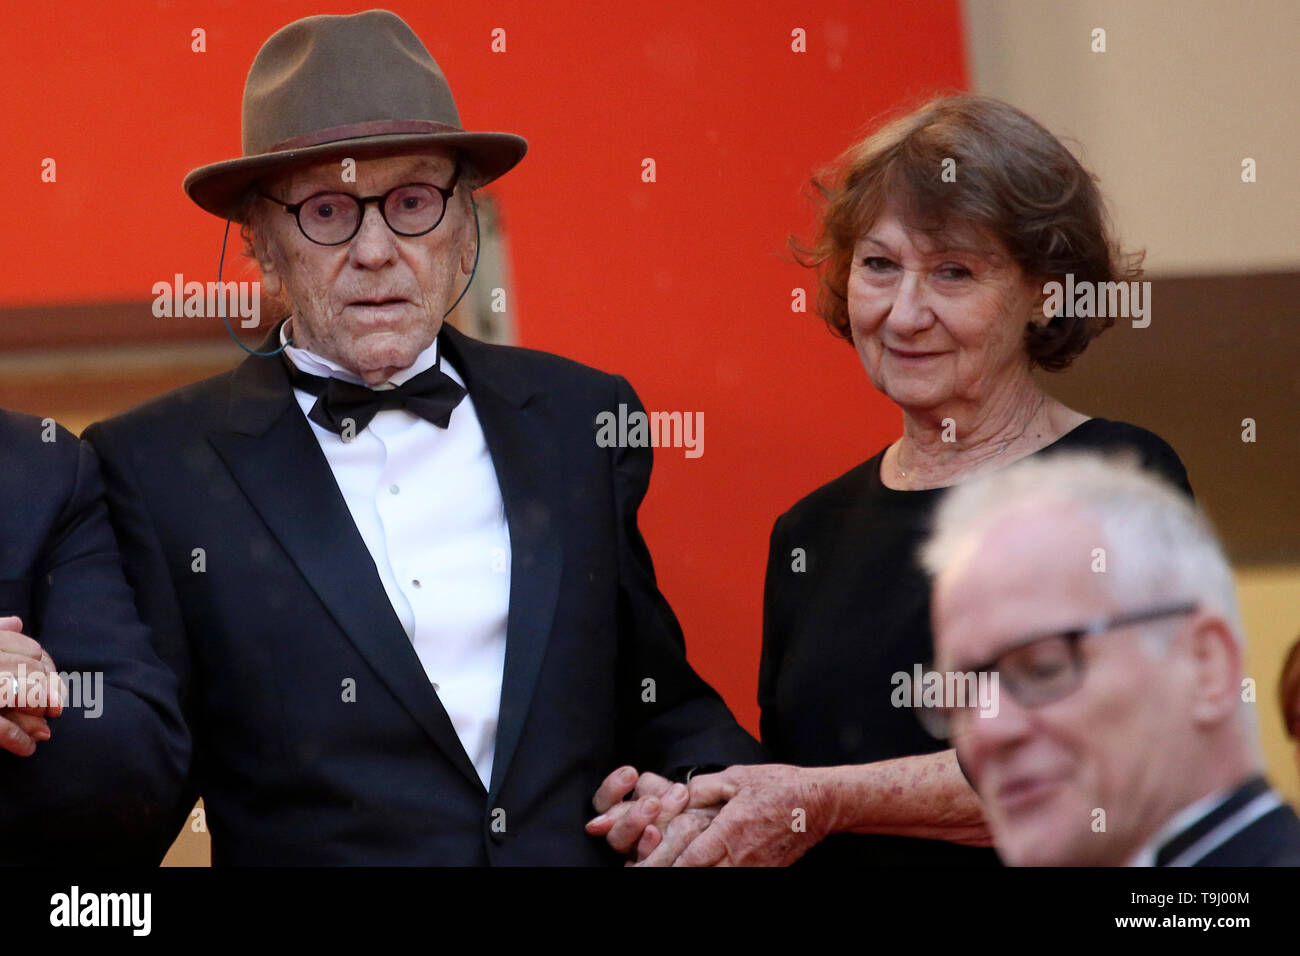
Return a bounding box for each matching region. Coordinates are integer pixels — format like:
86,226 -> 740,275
282,354 -> 467,436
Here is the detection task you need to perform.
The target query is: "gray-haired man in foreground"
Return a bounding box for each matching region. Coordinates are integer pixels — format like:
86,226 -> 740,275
922,452 -> 1300,866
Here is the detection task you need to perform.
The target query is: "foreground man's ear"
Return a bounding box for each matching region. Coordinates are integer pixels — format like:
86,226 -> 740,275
1185,611 -> 1244,728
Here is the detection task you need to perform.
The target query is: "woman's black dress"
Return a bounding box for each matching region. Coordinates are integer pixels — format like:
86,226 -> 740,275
759,418 -> 1194,865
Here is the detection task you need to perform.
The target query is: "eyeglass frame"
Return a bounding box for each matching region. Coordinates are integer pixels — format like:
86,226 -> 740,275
919,600 -> 1201,739
257,162 -> 461,246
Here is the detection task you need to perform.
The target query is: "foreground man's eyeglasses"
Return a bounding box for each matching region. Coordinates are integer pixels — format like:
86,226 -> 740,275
916,601 -> 1200,739
259,165 -> 461,245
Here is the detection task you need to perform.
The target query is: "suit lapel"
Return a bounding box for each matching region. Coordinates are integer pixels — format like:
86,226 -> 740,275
440,327 -> 565,799
208,323 -> 486,793
1157,775 -> 1274,866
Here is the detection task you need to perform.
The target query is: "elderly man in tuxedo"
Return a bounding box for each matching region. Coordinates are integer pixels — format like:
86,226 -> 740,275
0,411 -> 188,864
81,10 -> 761,864
921,452 -> 1300,866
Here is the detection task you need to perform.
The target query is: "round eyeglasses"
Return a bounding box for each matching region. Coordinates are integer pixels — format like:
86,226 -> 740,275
258,165 -> 460,246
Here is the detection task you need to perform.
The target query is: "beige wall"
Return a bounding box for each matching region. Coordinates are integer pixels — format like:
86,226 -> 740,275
963,0 -> 1300,276
1238,567 -> 1300,807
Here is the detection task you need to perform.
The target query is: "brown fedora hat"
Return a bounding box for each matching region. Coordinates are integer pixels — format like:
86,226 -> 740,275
183,9 -> 527,220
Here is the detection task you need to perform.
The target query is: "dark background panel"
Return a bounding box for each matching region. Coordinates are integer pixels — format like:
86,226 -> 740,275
1038,271 -> 1300,565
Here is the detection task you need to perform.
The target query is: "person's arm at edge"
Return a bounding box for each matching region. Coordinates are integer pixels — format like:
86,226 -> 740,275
82,419 -> 201,860
0,434 -> 192,864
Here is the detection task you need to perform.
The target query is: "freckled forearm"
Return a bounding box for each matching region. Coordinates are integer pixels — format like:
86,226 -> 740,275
809,750 -> 993,846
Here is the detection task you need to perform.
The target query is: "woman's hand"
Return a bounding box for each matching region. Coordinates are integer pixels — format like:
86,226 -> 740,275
652,763 -> 836,867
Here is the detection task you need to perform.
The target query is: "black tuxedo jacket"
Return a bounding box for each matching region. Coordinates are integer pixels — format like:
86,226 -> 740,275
0,410 -> 189,865
1157,776 -> 1300,867
84,323 -> 764,865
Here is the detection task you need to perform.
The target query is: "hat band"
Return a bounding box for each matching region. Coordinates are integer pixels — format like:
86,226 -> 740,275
269,119 -> 464,152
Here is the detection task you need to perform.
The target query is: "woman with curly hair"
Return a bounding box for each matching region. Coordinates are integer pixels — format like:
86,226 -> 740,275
649,95 -> 1196,867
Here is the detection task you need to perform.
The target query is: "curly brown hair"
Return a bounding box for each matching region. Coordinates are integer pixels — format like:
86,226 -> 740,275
791,95 -> 1143,371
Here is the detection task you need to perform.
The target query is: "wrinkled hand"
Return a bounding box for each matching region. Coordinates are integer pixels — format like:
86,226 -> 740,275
586,766 -> 690,862
632,805 -> 721,866
0,615 -> 64,757
666,764 -> 834,867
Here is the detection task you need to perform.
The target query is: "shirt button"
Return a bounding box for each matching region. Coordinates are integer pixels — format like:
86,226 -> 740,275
411,579 -> 421,588
389,484 -> 400,495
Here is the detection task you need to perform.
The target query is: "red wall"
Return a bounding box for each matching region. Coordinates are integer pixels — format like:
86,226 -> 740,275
3,1 -> 967,734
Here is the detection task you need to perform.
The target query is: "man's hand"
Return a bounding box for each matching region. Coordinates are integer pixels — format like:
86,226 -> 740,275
664,764 -> 835,866
586,765 -> 691,861
631,805 -> 720,866
0,616 -> 63,757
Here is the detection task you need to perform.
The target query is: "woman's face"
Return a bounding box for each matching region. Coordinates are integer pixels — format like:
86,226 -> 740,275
846,211 -> 1043,414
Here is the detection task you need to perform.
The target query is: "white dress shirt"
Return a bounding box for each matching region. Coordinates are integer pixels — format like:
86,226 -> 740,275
281,321 -> 510,788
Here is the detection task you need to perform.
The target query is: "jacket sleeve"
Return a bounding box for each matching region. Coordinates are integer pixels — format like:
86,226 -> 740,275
82,422 -> 197,727
84,420 -> 202,856
0,436 -> 192,865
608,375 -> 768,778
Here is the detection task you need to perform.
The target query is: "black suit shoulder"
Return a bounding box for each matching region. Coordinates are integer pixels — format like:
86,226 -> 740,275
1196,803 -> 1300,867
86,366 -> 238,440
0,407 -> 81,485
0,405 -> 77,443
455,335 -> 622,394
448,333 -> 650,443
0,410 -> 119,588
